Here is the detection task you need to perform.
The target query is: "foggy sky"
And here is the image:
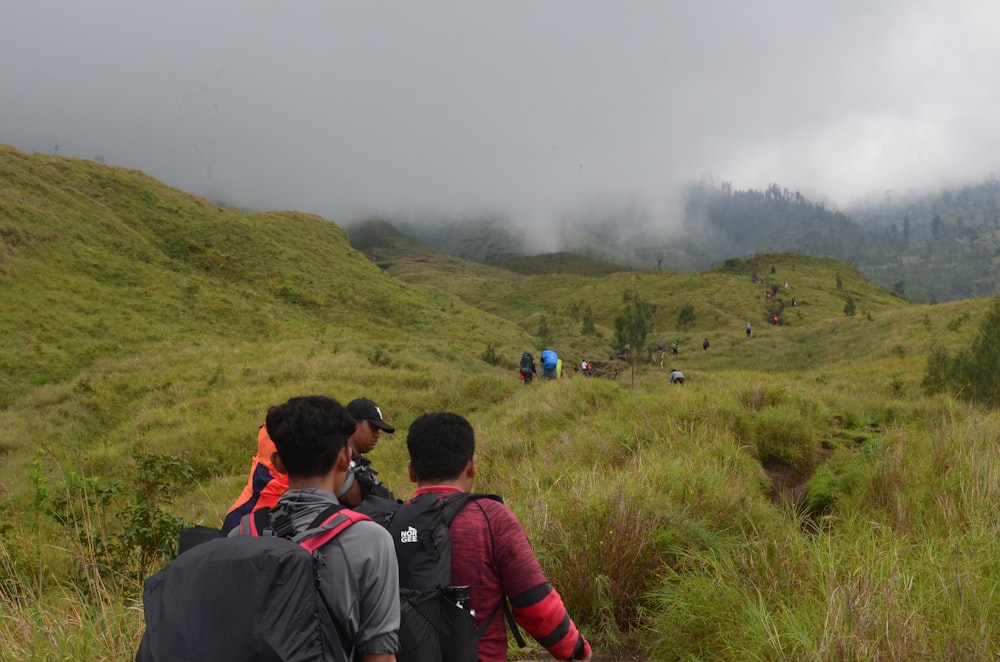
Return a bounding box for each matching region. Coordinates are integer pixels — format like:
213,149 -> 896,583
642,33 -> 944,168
3,1 -> 999,235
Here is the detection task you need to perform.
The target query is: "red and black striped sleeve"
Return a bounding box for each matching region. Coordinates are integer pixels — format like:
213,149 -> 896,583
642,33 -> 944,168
510,583 -> 591,660
486,502 -> 592,660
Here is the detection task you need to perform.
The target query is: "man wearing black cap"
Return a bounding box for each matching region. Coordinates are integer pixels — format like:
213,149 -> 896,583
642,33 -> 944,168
341,398 -> 397,505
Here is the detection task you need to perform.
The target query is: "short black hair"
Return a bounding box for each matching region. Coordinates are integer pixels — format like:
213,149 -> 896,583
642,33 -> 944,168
407,412 -> 475,482
266,395 -> 355,479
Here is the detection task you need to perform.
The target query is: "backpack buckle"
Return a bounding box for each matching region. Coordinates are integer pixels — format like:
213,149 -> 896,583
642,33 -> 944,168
267,506 -> 296,539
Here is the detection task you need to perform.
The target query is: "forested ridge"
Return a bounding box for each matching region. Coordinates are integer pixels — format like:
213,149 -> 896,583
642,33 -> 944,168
366,177 -> 1000,303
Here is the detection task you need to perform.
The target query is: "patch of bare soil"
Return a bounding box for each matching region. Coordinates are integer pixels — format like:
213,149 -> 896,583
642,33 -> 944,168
762,447 -> 834,506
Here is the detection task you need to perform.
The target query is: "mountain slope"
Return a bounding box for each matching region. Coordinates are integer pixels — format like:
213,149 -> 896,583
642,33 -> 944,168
0,146 -> 530,408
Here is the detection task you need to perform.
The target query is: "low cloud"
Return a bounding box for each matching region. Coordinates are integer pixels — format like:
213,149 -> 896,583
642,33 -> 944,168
3,1 -> 998,237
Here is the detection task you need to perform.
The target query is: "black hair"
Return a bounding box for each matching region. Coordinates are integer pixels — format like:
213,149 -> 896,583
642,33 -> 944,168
266,395 -> 355,479
407,412 -> 475,482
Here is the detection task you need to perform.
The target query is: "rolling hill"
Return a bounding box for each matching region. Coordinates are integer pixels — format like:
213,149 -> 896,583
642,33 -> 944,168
4,145 -> 999,661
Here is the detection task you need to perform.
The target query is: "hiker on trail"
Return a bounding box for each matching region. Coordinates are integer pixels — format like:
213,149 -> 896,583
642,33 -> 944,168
243,396 -> 399,661
670,339 -> 679,355
703,337 -> 710,351
746,321 -> 752,339
540,349 -> 559,380
140,396 -> 400,662
222,397 -> 395,531
339,398 -> 397,507
669,369 -> 685,384
405,412 -> 592,662
519,352 -> 537,384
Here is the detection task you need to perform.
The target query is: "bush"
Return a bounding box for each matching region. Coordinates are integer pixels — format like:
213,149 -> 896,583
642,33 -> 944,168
480,344 -> 502,366
740,404 -> 818,471
930,295 -> 1000,406
677,304 -> 696,330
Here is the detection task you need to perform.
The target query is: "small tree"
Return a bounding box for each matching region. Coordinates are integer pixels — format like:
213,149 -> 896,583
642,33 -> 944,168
921,346 -> 951,395
836,273 -> 844,291
949,295 -> 1000,406
614,290 -> 654,387
843,295 -> 856,316
481,344 -> 501,366
676,304 -> 696,330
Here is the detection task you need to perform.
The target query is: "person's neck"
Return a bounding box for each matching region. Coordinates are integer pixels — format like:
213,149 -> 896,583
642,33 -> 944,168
288,476 -> 336,492
417,477 -> 471,492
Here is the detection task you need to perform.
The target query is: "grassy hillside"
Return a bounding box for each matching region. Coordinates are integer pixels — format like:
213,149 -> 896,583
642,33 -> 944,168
489,251 -> 633,277
0,145 -> 533,501
2,146 -> 998,660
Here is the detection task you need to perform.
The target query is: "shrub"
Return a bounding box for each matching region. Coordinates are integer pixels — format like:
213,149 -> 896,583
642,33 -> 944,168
676,304 -> 696,330
740,404 -> 818,471
480,343 -> 501,366
922,346 -> 951,394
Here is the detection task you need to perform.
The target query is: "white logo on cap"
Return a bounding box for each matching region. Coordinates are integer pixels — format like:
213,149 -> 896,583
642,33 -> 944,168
374,405 -> 384,420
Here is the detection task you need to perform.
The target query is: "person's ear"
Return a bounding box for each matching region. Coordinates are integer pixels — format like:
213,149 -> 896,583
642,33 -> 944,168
408,461 -> 418,483
270,451 -> 288,475
338,445 -> 352,470
466,456 -> 476,479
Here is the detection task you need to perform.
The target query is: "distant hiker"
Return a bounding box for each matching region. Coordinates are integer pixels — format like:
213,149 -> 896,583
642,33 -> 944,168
670,339 -> 679,355
222,396 -> 395,531
540,349 -> 559,380
669,369 -> 685,384
138,395 -> 400,662
746,321 -> 752,339
792,297 -> 797,306
519,351 -> 536,384
703,337 -> 710,351
402,412 -> 593,662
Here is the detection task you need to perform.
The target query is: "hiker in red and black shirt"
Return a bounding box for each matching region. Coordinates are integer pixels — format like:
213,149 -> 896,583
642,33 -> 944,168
405,412 -> 593,662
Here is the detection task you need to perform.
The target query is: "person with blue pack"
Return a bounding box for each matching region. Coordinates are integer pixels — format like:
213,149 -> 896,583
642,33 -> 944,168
540,349 -> 559,379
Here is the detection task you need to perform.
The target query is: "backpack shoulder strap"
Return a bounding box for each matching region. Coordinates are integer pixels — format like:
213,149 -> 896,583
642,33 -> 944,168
460,494 -> 528,649
440,491 -> 503,526
235,507 -> 272,536
242,506 -> 295,538
297,507 -> 372,553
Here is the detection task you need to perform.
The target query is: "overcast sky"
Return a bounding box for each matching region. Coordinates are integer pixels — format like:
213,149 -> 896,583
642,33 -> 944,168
3,1 -> 999,233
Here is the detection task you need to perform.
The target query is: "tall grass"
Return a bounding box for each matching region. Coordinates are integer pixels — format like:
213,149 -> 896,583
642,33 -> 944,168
4,147 -> 1000,660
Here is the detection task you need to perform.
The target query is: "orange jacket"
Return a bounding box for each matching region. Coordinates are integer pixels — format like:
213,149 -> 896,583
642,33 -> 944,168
221,425 -> 288,533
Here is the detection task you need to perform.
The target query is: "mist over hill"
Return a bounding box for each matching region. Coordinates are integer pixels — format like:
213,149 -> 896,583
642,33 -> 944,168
350,177 -> 1000,303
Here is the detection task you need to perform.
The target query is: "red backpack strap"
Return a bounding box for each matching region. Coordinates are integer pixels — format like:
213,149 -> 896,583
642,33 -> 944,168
298,509 -> 372,553
236,508 -> 271,536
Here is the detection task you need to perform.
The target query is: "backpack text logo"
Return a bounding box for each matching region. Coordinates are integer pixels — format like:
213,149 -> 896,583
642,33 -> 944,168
400,526 -> 418,544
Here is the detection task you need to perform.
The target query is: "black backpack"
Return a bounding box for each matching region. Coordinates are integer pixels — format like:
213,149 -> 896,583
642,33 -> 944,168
352,455 -> 395,501
356,492 -> 524,662
136,505 -> 370,662
519,352 -> 534,373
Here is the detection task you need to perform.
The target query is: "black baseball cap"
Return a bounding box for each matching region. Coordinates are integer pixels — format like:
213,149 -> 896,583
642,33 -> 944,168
346,398 -> 395,433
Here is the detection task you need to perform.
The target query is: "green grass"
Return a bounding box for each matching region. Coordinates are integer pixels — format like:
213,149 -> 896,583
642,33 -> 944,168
2,145 -> 999,660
